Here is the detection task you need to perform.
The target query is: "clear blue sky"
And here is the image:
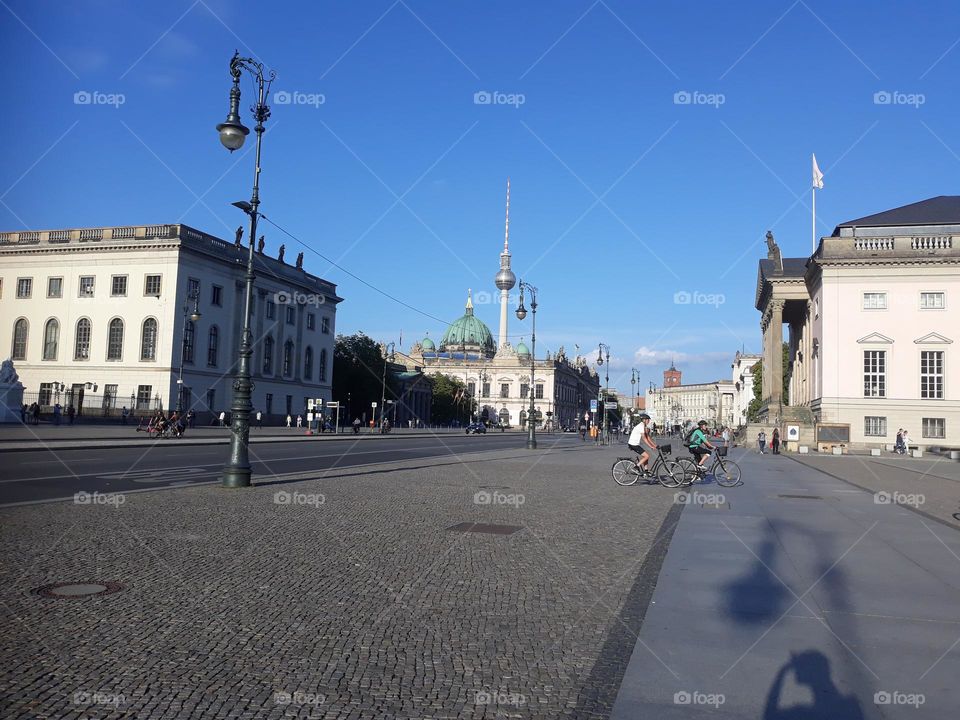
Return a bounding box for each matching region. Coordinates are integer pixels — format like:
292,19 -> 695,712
3,0 -> 958,394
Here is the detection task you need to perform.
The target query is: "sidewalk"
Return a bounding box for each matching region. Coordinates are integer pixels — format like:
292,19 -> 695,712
610,450 -> 960,718
0,424 -> 513,452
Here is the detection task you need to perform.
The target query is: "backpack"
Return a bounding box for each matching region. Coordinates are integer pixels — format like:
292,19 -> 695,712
683,427 -> 697,446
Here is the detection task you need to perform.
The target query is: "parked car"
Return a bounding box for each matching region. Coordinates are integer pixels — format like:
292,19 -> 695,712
465,422 -> 487,434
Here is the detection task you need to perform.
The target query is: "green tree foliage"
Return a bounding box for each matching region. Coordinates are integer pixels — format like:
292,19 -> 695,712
430,373 -> 473,424
747,360 -> 762,422
332,333 -> 396,421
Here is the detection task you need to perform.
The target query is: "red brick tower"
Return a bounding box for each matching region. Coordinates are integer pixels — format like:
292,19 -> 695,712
663,361 -> 681,388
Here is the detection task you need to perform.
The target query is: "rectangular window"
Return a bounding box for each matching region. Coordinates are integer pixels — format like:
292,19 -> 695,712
265,393 -> 273,415
500,383 -> 509,398
144,274 -> 162,296
47,277 -> 63,298
39,383 -> 53,406
206,389 -> 216,411
111,275 -> 127,296
286,395 -> 293,416
79,276 -> 95,297
286,306 -> 295,325
482,382 -> 490,398
862,292 -> 887,310
467,382 -> 476,398
864,416 -> 886,437
307,313 -> 316,330
535,384 -> 544,399
136,385 -> 152,410
922,417 -> 945,438
321,316 -> 330,334
920,291 -> 945,309
188,277 -> 200,298
920,350 -> 944,399
266,301 -> 276,320
211,284 -> 222,306
863,350 -> 886,397
520,384 -> 529,399
16,277 -> 32,298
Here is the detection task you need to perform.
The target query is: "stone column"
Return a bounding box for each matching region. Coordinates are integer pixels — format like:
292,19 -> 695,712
769,299 -> 784,412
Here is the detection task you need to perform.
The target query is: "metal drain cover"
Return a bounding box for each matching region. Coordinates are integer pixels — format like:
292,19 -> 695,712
34,581 -> 123,599
778,494 -> 823,500
446,522 -> 523,535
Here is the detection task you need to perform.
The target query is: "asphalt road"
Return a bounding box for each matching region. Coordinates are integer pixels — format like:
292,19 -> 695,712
0,432 -> 588,506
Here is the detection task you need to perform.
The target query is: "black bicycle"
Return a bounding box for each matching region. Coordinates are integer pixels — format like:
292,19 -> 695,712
612,444 -> 684,488
680,445 -> 741,487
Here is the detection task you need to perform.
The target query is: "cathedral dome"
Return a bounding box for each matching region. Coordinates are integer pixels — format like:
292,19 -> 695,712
516,340 -> 530,357
421,336 -> 435,351
440,292 -> 495,353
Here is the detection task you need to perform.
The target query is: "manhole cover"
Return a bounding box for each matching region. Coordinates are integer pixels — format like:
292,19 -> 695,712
34,581 -> 124,599
778,494 -> 823,500
446,522 -> 523,535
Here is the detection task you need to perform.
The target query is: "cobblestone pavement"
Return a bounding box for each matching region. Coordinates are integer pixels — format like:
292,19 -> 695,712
0,440 -> 679,719
789,452 -> 960,528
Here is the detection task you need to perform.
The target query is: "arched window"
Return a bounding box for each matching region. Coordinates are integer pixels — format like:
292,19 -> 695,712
182,320 -> 195,364
207,326 -> 219,367
11,318 -> 28,360
42,319 -> 59,360
304,346 -> 313,380
107,318 -> 124,360
140,318 -> 158,361
319,348 -> 327,382
74,318 -> 91,360
283,340 -> 294,377
263,335 -> 273,374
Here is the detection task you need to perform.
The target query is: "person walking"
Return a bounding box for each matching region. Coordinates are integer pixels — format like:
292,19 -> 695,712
901,429 -> 911,455
66,405 -> 75,425
255,410 -> 262,429
296,414 -> 303,429
186,409 -> 195,429
32,402 -> 40,425
722,427 -> 731,448
286,414 -> 292,428
352,417 -> 361,434
53,403 -> 62,426
218,410 -> 226,427
20,403 -> 27,424
121,406 -> 129,425
758,430 -> 767,454
772,427 -> 781,454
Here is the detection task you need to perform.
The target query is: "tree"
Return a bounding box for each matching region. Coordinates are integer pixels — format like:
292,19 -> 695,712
430,373 -> 472,425
332,333 -> 396,422
747,360 -> 762,422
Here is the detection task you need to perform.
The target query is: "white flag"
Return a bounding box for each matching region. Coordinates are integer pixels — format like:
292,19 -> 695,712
812,154 -> 824,190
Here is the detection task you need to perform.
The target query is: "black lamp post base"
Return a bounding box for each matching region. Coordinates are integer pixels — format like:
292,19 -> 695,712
222,467 -> 251,488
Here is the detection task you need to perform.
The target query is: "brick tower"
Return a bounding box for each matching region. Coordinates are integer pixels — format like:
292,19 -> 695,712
663,361 -> 681,388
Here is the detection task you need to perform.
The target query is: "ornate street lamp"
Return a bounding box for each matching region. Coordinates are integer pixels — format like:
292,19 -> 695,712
218,51 -> 276,488
597,343 -> 610,444
176,288 -> 202,414
515,280 -> 538,449
380,342 -> 395,431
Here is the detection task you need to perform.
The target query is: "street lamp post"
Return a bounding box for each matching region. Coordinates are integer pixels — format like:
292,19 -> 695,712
176,289 -> 202,414
217,50 -> 276,489
380,342 -> 395,431
515,280 -> 538,449
597,343 -> 610,444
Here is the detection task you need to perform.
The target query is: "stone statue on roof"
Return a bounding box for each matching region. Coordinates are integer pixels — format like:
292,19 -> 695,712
278,244 -> 285,263
257,235 -> 265,254
234,226 -> 243,247
765,230 -> 782,269
295,252 -> 303,269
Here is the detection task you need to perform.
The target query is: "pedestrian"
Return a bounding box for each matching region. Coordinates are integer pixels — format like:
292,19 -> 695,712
32,402 -> 40,425
66,405 -> 75,425
296,414 -> 303,429
757,430 -> 766,454
772,427 -> 781,454
20,403 -> 27,424
353,417 -> 361,434
286,414 -> 292,428
722,427 -> 731,448
186,409 -> 195,429
901,429 -> 911,455
256,410 -> 262,428
53,403 -> 62,426
217,410 -> 225,427
121,406 -> 129,425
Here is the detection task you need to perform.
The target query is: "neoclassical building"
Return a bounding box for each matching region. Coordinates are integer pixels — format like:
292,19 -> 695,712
756,196 -> 960,448
407,181 -> 600,428
0,223 -> 340,422
646,363 -> 736,430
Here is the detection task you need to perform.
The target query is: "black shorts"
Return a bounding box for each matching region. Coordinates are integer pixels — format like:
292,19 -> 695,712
629,444 -> 652,456
690,446 -> 711,459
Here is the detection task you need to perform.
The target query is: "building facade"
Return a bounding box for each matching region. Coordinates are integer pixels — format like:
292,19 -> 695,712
646,364 -> 736,429
756,196 -> 960,448
731,351 -> 761,428
0,223 -> 340,423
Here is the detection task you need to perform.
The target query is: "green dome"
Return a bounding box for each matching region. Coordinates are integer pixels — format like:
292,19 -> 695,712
440,292 -> 495,353
421,336 -> 436,350
516,341 -> 530,356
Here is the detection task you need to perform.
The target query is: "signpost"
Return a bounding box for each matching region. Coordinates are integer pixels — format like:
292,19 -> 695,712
327,401 -> 341,433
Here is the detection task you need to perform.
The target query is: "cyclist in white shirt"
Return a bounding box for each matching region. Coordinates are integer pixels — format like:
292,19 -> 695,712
627,413 -> 658,476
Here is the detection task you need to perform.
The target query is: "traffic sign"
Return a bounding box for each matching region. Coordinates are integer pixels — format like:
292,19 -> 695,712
604,402 -> 618,410
371,402 -> 378,408
590,399 -> 598,412
307,400 -> 315,410
326,401 -> 340,408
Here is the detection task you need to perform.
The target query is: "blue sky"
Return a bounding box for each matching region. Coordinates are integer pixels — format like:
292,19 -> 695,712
3,0 -> 959,394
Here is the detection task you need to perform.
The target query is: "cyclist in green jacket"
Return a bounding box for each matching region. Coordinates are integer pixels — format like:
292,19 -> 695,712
688,419 -> 717,471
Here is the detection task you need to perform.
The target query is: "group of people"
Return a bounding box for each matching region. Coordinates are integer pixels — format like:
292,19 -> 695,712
627,415 -> 720,477
756,428 -> 781,454
21,402 -> 77,425
138,409 -> 187,437
894,428 -> 911,455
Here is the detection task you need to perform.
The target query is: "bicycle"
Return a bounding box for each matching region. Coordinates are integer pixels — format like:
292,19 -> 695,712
612,444 -> 684,488
680,445 -> 741,487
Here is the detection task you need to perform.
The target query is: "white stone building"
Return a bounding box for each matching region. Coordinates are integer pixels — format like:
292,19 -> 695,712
731,351 -> 761,428
755,195 -> 960,449
646,363 -> 736,429
0,223 -> 340,422
407,181 -> 600,428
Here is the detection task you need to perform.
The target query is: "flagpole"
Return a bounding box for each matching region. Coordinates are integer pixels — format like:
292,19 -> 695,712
812,184 -> 816,255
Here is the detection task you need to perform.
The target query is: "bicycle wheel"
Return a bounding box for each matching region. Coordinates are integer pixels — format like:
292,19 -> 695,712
674,457 -> 698,486
713,458 -> 742,487
656,460 -> 683,488
612,459 -> 640,486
